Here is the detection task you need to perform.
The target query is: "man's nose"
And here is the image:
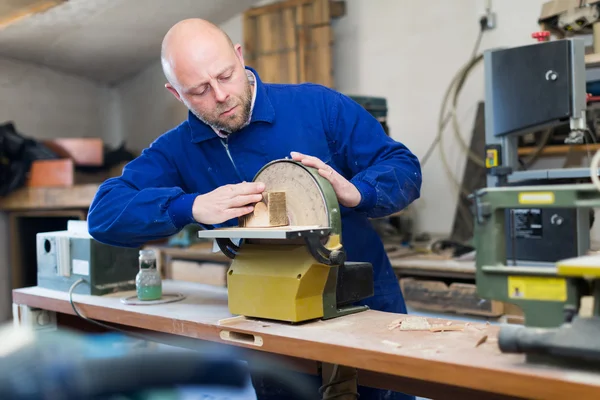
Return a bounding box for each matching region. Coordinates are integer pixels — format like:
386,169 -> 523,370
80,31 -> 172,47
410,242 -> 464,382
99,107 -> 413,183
213,84 -> 228,103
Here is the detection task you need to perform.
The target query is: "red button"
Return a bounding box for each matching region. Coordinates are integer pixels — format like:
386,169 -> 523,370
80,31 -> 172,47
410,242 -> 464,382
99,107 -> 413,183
532,31 -> 550,42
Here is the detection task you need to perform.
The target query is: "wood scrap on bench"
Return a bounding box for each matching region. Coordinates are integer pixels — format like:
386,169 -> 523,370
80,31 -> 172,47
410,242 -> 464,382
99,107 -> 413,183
388,317 -> 467,332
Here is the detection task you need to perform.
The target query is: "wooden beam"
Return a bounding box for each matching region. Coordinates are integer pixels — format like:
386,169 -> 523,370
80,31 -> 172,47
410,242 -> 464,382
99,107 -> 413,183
244,0 -> 312,18
0,0 -> 66,30
518,143 -> 600,156
245,0 -> 346,19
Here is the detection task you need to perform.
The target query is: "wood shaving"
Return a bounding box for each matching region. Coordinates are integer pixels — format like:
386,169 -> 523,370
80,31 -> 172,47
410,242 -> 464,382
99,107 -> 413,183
387,319 -> 402,330
217,315 -> 246,325
388,317 -> 431,331
399,317 -> 431,331
382,340 -> 402,348
429,324 -> 465,332
388,317 -> 472,333
475,335 -> 488,347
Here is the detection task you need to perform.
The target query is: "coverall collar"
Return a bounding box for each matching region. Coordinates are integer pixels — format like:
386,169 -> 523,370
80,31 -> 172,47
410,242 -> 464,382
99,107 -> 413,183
188,66 -> 275,143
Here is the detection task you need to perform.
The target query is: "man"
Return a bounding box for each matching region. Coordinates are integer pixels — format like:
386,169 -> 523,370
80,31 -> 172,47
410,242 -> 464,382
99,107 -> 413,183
88,18 -> 421,400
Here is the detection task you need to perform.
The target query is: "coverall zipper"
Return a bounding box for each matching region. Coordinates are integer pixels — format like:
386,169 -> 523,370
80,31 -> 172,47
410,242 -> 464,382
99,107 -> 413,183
221,138 -> 243,181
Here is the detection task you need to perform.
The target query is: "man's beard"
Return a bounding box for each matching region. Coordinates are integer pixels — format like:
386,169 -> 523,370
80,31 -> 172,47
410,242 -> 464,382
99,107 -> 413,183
189,82 -> 253,134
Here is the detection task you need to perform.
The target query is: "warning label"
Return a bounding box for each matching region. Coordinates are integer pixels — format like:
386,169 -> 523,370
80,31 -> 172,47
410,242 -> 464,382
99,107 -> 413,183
512,209 -> 542,239
508,276 -> 567,302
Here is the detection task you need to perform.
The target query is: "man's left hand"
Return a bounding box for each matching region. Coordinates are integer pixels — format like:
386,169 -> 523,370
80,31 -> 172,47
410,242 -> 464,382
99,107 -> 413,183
290,151 -> 361,208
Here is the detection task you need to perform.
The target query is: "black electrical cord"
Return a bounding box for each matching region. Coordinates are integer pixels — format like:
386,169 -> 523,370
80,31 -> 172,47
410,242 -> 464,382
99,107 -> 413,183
69,279 -> 160,343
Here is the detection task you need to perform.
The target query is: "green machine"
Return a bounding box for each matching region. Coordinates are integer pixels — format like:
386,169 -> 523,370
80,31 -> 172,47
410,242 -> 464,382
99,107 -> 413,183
472,184 -> 600,365
197,159 -> 374,323
476,37 -> 600,366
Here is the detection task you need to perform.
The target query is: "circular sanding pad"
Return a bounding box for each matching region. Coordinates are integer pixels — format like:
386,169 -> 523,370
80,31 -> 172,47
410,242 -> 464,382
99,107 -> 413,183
252,161 -> 330,227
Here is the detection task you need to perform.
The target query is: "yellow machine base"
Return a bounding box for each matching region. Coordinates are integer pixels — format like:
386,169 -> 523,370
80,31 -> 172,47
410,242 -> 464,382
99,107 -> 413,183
227,243 -> 330,322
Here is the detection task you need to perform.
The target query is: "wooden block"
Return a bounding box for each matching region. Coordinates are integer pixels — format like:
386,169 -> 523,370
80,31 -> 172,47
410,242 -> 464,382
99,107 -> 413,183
26,159 -> 74,188
43,138 -> 103,166
399,317 -> 430,331
266,191 -> 287,226
240,191 -> 288,228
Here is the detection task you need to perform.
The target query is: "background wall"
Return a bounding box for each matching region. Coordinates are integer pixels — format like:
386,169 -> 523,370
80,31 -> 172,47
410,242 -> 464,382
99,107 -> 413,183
0,57 -> 111,320
117,62 -> 188,153
0,57 -> 112,141
331,0 -> 552,237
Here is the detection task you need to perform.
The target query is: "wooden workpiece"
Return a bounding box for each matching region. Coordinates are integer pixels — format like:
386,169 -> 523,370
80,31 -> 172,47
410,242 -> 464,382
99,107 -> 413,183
240,191 -> 288,228
12,280 -> 600,399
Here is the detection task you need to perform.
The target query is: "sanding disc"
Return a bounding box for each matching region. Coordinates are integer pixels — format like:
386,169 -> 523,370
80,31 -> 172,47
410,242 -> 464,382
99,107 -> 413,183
252,160 -> 331,228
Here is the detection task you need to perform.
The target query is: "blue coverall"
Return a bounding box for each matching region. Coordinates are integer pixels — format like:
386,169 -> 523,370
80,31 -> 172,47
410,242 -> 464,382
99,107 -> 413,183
87,66 -> 422,400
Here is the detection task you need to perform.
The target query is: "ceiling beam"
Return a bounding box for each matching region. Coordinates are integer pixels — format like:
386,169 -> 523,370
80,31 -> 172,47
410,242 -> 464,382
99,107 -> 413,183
0,0 -> 67,30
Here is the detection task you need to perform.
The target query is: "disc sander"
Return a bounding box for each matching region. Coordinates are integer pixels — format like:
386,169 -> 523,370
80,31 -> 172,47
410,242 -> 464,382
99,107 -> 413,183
196,159 -> 342,242
244,160 -> 339,231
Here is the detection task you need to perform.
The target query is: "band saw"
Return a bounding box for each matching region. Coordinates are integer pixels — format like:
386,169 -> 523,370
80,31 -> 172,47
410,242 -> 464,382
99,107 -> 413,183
474,36 -> 600,368
198,159 -> 374,323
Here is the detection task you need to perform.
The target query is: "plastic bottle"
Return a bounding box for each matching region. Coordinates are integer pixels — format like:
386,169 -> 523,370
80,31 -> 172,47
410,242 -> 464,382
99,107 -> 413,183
136,249 -> 162,301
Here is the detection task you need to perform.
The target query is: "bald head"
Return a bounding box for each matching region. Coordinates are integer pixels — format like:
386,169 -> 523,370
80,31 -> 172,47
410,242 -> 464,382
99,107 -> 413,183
161,18 -> 253,133
161,19 -> 234,86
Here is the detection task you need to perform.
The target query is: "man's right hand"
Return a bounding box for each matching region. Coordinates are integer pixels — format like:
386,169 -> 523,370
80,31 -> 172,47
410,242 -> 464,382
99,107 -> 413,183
192,182 -> 265,225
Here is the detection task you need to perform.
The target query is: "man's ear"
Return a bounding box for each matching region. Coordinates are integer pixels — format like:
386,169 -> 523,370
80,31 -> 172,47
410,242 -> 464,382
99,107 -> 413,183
234,44 -> 245,66
165,83 -> 182,102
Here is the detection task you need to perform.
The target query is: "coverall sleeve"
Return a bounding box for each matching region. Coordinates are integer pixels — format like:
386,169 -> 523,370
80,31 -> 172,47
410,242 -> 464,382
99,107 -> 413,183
87,135 -> 199,248
328,91 -> 422,219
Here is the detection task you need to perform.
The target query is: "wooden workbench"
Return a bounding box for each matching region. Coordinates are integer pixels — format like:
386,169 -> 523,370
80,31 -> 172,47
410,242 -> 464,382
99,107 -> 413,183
12,280 -> 600,399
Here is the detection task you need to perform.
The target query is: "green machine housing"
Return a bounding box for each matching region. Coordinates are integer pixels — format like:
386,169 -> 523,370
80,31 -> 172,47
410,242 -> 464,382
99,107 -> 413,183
475,37 -> 600,366
473,184 -> 600,366
473,183 -> 600,328
36,221 -> 140,295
